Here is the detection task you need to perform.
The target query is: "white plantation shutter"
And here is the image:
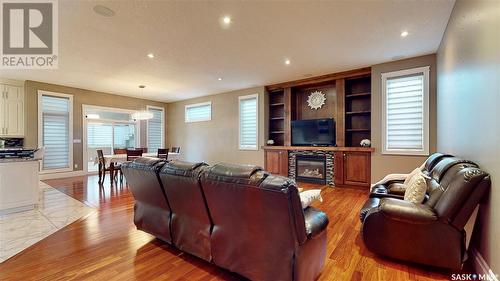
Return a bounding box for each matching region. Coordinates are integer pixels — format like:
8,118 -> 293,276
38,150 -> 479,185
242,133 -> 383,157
239,95 -> 258,150
185,102 -> 211,122
41,94 -> 72,170
382,67 -> 429,155
147,107 -> 164,153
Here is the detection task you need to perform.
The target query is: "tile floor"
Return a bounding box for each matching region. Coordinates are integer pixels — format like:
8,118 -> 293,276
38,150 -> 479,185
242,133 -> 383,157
0,182 -> 96,262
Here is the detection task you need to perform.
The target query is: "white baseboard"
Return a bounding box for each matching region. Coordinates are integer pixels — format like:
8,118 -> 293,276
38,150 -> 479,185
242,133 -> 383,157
471,248 -> 498,281
39,170 -> 86,180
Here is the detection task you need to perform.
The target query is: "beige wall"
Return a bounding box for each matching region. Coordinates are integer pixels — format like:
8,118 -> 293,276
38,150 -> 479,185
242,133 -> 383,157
167,87 -> 265,166
437,0 -> 500,272
370,54 -> 437,182
25,80 -> 168,171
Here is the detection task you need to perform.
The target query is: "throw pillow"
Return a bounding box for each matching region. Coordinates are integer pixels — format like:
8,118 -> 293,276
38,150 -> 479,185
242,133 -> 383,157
300,189 -> 323,209
403,172 -> 429,204
403,167 -> 422,186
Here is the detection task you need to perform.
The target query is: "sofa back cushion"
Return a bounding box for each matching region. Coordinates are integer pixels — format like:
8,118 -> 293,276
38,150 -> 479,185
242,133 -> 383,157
121,157 -> 171,243
200,163 -> 304,281
158,160 -> 212,261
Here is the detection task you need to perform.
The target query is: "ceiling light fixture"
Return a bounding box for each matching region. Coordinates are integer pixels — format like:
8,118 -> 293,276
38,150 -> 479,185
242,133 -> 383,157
223,16 -> 231,24
132,85 -> 154,120
147,53 -> 155,59
401,31 -> 409,37
93,5 -> 115,17
218,77 -> 223,81
285,59 -> 291,65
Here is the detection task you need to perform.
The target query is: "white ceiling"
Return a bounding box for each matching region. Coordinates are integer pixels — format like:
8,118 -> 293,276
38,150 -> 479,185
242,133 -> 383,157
0,0 -> 455,102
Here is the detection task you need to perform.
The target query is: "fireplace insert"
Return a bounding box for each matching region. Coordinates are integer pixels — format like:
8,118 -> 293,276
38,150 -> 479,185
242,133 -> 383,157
295,155 -> 326,185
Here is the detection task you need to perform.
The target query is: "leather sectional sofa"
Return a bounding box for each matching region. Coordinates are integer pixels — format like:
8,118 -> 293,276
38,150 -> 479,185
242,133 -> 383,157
360,153 -> 490,270
122,158 -> 329,281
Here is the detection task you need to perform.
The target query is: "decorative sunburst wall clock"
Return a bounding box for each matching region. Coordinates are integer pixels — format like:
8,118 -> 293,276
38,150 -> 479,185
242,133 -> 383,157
307,91 -> 326,110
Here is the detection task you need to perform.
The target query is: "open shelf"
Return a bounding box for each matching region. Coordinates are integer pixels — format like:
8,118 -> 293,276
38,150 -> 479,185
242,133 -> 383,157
270,103 -> 285,106
345,76 -> 371,147
345,110 -> 371,115
270,131 -> 285,134
346,92 -> 371,98
270,117 -> 285,120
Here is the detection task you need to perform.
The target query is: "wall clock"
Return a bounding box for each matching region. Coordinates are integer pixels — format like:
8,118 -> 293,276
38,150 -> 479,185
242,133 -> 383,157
307,91 -> 326,110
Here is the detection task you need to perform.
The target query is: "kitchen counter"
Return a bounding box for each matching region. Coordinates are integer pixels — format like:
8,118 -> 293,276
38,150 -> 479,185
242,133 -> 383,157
0,158 -> 41,163
0,159 -> 40,215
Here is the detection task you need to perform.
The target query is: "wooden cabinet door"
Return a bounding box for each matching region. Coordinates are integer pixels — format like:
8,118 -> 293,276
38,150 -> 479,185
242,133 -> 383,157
4,85 -> 24,136
334,151 -> 344,186
264,150 -> 288,176
343,152 -> 370,187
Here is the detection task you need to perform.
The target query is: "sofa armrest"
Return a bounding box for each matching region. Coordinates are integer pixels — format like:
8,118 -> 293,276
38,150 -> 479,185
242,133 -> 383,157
304,207 -> 329,238
378,198 -> 437,224
373,173 -> 408,186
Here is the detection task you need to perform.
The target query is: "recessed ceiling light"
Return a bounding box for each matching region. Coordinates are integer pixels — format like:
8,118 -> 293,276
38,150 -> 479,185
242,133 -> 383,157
401,31 -> 409,37
147,53 -> 155,59
93,5 -> 115,17
218,77 -> 223,81
285,59 -> 291,65
223,16 -> 231,24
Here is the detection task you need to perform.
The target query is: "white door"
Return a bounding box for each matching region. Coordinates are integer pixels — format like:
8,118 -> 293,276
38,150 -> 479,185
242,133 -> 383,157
4,85 -> 24,136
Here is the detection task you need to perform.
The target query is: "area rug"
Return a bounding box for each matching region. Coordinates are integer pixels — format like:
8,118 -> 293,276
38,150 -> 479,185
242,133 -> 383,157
0,182 -> 96,262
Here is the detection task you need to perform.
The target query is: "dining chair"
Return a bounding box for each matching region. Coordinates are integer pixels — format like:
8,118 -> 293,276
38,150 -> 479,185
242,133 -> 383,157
113,148 -> 127,154
157,148 -> 169,160
126,149 -> 143,161
171,147 -> 181,153
135,147 -> 148,153
97,149 -> 122,184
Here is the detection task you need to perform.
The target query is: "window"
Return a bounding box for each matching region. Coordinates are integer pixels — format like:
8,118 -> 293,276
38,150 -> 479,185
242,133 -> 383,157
185,102 -> 211,122
382,66 -> 430,155
38,91 -> 73,172
147,106 -> 164,153
239,94 -> 258,150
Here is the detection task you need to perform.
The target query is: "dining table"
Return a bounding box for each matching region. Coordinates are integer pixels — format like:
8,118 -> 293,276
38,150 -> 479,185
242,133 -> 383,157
95,152 -> 181,184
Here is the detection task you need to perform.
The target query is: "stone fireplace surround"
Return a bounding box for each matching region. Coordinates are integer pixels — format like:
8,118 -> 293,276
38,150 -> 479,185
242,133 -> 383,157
289,150 -> 334,186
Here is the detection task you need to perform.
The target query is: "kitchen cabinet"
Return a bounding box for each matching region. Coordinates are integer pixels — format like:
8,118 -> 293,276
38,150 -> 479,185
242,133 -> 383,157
0,84 -> 24,137
264,149 -> 288,176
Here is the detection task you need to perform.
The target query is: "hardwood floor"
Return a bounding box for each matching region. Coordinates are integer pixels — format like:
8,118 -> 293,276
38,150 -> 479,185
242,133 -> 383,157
0,175 -> 454,280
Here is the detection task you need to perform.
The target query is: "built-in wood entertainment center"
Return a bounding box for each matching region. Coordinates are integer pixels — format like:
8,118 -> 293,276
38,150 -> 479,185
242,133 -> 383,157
263,67 -> 374,188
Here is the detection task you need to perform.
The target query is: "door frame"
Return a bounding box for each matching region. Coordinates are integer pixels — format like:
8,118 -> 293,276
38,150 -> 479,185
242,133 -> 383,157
82,104 -> 141,174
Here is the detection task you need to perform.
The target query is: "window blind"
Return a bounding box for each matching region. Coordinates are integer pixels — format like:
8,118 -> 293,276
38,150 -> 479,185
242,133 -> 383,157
41,95 -> 71,170
87,123 -> 113,148
147,108 -> 164,152
239,96 -> 258,150
185,102 -> 211,122
385,73 -> 425,151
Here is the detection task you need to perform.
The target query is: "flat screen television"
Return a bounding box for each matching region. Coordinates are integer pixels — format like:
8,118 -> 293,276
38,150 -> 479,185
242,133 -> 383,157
291,118 -> 336,146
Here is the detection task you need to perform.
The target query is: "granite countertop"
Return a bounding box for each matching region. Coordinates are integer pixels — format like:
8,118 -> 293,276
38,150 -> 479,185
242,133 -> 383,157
0,158 -> 41,163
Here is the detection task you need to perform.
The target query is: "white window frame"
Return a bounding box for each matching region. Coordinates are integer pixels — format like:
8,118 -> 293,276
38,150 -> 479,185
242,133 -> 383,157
185,101 -> 212,123
381,66 -> 430,156
238,94 -> 259,151
38,90 -> 74,174
146,105 -> 165,151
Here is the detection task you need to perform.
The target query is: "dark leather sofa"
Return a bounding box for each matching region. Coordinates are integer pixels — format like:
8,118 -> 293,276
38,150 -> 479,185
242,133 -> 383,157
122,158 -> 329,281
360,153 -> 490,270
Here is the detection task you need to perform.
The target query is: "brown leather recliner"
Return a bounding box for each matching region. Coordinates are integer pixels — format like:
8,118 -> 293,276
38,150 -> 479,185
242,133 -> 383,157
158,160 -> 212,261
120,157 -> 171,243
360,154 -> 490,270
200,163 -> 329,281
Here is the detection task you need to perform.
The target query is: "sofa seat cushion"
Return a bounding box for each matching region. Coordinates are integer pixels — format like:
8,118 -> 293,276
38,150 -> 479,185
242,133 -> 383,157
360,197 -> 380,222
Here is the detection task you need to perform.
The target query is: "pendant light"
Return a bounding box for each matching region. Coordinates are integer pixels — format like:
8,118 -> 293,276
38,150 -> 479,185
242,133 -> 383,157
132,85 -> 154,120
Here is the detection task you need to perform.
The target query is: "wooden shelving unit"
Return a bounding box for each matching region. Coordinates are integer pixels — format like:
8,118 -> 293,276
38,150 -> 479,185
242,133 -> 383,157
268,90 -> 285,146
344,76 -> 371,147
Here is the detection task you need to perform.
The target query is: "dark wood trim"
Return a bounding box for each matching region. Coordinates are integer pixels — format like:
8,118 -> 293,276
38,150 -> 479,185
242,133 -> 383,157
335,79 -> 345,147
266,67 -> 371,91
284,87 -> 292,146
262,146 -> 374,152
